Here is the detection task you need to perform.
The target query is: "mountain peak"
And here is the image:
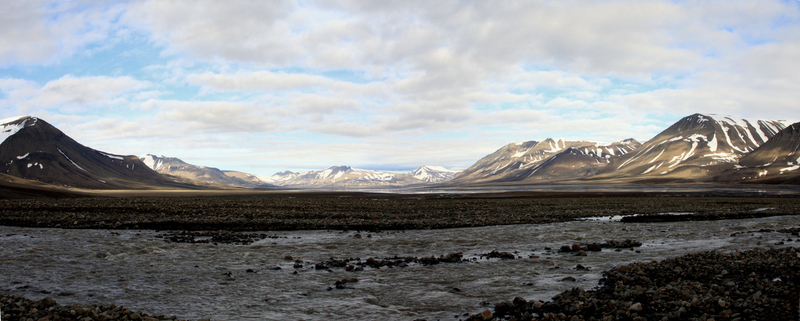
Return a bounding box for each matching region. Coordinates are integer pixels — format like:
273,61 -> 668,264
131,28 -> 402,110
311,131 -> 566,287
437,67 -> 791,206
1,115 -> 33,125
1,116 -> 39,146
410,165 -> 460,183
603,113 -> 788,179
0,117 -> 190,189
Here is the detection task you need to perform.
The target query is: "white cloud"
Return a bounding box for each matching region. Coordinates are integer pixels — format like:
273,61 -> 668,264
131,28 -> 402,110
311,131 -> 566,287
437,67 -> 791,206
2,0 -> 800,176
125,0 -> 301,65
0,75 -> 151,114
0,1 -> 124,65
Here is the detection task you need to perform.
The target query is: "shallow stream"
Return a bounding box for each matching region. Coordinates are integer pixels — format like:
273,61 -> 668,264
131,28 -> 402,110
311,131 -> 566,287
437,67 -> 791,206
1,214 -> 799,320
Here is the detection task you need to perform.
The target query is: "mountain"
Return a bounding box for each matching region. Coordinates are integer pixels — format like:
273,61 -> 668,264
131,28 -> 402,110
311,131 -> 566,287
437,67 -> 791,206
222,170 -> 272,186
597,114 -> 788,182
267,165 -> 420,188
721,122 -> 800,183
410,165 -> 460,183
140,154 -> 273,188
270,166 -> 447,188
0,116 -> 197,189
267,165 -> 461,188
264,170 -> 302,185
452,138 -> 641,183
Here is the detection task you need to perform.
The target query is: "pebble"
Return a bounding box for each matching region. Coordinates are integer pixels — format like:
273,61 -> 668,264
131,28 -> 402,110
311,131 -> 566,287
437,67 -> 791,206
466,247 -> 800,321
0,294 -> 181,321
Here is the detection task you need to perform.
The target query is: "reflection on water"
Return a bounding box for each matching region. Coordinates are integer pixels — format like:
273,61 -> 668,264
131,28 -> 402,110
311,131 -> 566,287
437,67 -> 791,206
1,214 -> 799,320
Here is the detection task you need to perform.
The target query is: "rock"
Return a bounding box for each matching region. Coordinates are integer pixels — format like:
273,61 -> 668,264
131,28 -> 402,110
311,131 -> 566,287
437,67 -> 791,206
513,297 -> 526,307
571,244 -> 581,252
284,255 -> 293,260
481,309 -> 493,320
39,297 -> 57,307
588,243 -> 602,251
561,276 -> 576,282
494,302 -> 511,317
629,302 -> 642,312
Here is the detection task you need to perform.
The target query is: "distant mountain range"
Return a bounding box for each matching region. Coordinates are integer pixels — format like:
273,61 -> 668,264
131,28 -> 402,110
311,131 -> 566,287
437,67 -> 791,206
1,113 -> 799,190
140,154 -> 273,188
452,138 -> 641,184
263,165 -> 459,188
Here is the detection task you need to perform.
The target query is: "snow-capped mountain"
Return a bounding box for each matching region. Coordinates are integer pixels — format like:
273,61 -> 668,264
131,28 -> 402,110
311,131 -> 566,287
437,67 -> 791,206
267,165 -> 460,188
140,154 -> 272,188
452,138 -> 641,183
0,116 -> 194,189
263,170 -> 302,184
721,122 -> 800,183
267,166 -> 420,188
410,165 -> 460,183
598,114 -> 788,181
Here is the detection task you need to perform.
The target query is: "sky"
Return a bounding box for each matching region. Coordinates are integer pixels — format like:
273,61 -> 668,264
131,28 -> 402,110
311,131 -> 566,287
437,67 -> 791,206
1,0 -> 799,177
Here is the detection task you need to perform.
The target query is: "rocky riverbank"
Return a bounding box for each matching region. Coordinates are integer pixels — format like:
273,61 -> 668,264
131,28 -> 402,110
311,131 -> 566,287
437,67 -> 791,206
0,294 -> 193,321
468,247 -> 799,321
0,194 -> 798,231
4,246 -> 796,321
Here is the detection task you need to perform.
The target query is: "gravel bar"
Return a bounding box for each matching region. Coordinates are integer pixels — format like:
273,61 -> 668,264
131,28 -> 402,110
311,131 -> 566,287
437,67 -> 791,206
1,194 -> 799,231
468,246 -> 800,321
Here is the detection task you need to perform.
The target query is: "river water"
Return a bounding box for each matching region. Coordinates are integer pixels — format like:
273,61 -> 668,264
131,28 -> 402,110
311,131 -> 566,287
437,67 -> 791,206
1,214 -> 799,320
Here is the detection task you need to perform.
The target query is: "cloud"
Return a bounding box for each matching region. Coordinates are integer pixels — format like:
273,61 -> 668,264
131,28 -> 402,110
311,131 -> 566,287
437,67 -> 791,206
2,0 -> 800,176
186,71 -> 385,97
125,0 -> 301,65
149,100 -> 293,133
0,75 -> 151,114
0,1 -> 124,66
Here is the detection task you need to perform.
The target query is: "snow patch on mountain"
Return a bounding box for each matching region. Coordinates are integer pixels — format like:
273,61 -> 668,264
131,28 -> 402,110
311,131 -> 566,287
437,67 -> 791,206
141,154 -> 166,171
1,116 -> 34,146
411,165 -> 460,183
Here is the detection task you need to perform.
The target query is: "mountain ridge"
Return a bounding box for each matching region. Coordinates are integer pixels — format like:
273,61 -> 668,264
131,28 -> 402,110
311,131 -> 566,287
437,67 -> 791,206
452,138 -> 641,183
140,154 -> 273,188
594,113 -> 788,182
265,165 -> 461,187
3,113 -> 800,191
0,116 -> 198,189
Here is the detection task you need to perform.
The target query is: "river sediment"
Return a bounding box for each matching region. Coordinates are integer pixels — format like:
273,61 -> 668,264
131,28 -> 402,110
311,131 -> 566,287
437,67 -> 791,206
1,194 -> 798,231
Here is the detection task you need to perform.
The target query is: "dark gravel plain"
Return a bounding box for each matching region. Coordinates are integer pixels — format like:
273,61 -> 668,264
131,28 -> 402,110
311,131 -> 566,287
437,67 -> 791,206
0,192 -> 799,231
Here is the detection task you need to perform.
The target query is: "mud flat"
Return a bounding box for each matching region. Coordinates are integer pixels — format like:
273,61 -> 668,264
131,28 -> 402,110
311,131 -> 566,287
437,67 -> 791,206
1,192 -> 799,231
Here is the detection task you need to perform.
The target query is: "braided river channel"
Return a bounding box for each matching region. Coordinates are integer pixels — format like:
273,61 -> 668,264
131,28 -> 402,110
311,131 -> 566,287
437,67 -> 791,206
2,214 -> 799,320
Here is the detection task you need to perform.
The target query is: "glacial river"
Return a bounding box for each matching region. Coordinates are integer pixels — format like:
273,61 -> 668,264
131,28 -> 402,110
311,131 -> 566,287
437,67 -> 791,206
1,214 -> 799,320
